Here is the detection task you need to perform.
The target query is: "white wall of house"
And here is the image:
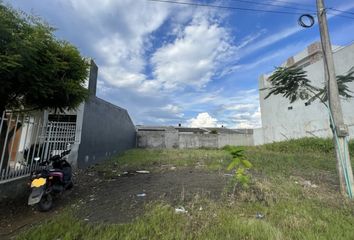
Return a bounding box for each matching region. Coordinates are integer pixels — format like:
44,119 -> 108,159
38,104 -> 85,168
255,42 -> 354,145
67,103 -> 85,168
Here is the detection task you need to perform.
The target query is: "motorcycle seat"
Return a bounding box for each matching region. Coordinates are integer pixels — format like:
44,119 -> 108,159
49,169 -> 64,172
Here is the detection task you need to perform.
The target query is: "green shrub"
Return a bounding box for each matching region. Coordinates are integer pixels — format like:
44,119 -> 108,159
223,145 -> 253,188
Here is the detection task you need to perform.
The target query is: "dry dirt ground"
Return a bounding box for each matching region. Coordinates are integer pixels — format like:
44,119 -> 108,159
0,167 -> 228,239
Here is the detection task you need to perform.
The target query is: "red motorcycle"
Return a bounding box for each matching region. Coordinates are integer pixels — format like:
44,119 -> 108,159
28,149 -> 73,211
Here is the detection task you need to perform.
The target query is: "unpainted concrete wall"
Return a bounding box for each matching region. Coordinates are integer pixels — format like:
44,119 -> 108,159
137,130 -> 166,148
165,128 -> 179,148
137,131 -> 254,149
218,133 -> 254,147
77,97 -> 136,168
179,134 -> 218,149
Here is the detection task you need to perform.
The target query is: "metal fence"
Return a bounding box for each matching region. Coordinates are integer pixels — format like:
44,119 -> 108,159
0,111 -> 78,183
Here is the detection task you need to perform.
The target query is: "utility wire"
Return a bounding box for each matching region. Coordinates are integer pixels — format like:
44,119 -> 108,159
147,0 -> 354,20
328,7 -> 354,16
224,0 -> 315,12
228,1 -> 354,17
226,1 -> 354,20
326,8 -> 354,20
147,0 -> 307,15
328,13 -> 354,20
267,0 -> 316,8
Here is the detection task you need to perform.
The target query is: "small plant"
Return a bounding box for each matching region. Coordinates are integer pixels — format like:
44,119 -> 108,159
223,145 -> 253,193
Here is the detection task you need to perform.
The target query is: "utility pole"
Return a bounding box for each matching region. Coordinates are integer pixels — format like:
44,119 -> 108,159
316,0 -> 354,197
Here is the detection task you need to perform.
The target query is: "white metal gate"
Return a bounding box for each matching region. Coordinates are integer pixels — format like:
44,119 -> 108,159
0,111 -> 79,183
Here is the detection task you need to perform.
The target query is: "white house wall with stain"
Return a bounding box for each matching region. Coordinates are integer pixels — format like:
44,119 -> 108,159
254,42 -> 354,145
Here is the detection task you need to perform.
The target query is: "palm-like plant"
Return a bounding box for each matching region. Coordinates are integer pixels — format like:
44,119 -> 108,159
262,66 -> 354,105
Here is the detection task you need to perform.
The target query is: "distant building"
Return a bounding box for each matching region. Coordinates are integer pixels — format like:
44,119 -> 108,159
254,42 -> 354,145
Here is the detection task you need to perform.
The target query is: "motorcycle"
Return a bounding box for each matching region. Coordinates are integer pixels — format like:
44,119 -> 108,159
28,149 -> 73,211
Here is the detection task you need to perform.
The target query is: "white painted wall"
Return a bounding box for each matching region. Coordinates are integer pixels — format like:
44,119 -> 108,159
256,43 -> 354,144
68,102 -> 85,168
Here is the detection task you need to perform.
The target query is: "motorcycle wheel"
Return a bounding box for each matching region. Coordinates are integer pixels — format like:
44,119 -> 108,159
38,193 -> 53,212
66,181 -> 74,190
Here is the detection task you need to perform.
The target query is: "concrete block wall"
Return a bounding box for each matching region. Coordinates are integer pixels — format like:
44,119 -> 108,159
137,130 -> 166,148
165,128 -> 179,148
179,134 -> 219,149
137,130 -> 254,149
218,133 -> 254,147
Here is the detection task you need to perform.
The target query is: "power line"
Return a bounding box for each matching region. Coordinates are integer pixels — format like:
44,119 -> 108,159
228,1 -> 354,19
224,0 -> 315,13
328,7 -> 354,16
147,0 -> 305,15
267,0 -> 316,8
328,13 -> 354,20
326,9 -> 354,20
147,0 -> 354,20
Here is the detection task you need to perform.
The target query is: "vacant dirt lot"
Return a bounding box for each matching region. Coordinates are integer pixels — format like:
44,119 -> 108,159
0,167 -> 228,239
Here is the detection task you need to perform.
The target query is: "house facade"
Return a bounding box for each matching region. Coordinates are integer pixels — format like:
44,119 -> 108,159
0,60 -> 136,187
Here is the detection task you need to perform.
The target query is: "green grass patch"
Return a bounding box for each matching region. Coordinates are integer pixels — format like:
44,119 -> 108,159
94,148 -> 232,178
18,192 -> 354,240
18,138 -> 354,239
244,137 -> 354,180
251,137 -> 354,156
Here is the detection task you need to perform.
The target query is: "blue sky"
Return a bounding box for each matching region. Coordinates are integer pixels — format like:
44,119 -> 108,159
5,0 -> 354,128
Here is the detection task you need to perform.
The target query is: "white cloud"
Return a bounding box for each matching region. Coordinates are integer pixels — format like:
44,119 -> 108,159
161,104 -> 183,114
88,1 -> 172,92
141,103 -> 184,123
234,40 -> 314,73
82,2 -> 236,95
233,107 -> 261,129
187,112 -> 220,127
151,14 -> 235,91
236,29 -> 267,50
241,26 -> 301,57
223,104 -> 255,111
160,104 -> 184,118
178,88 -> 261,129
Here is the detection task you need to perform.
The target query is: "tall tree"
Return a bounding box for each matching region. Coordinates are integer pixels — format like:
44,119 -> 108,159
0,3 -> 89,112
0,3 -> 89,171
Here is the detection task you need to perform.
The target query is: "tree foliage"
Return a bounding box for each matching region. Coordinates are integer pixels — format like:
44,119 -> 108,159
262,66 -> 354,104
0,3 -> 89,113
0,3 -> 89,171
